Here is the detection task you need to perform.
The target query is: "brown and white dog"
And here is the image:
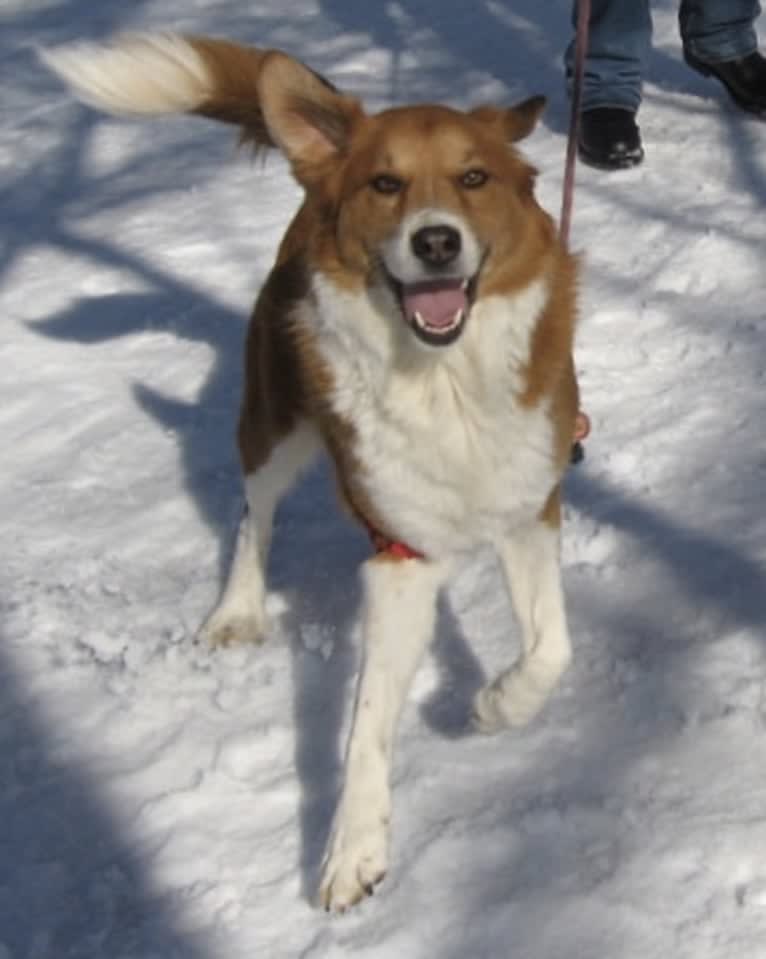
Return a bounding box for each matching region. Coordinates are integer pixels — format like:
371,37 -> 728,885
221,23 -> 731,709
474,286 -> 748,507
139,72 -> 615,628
44,34 -> 580,911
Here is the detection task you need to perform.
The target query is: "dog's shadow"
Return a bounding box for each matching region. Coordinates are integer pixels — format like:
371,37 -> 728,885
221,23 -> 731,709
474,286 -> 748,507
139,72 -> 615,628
421,594 -> 488,740
33,289 -> 246,578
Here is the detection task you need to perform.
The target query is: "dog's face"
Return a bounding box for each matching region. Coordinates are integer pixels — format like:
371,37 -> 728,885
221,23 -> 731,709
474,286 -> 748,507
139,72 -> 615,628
258,55 -> 549,350
330,106 -> 541,348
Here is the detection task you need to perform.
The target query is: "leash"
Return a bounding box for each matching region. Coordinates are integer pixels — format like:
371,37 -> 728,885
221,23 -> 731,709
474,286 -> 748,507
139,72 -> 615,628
561,0 -> 592,464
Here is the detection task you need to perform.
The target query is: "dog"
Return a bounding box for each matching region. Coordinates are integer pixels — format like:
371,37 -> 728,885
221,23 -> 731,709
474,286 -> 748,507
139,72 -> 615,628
43,34 -> 580,911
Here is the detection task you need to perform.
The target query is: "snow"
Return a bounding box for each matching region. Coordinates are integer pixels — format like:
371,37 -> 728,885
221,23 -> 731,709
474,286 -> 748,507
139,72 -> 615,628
3,0 -> 766,955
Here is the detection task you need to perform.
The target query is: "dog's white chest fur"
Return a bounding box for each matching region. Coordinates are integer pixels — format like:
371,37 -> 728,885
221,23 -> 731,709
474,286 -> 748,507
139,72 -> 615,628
311,276 -> 558,556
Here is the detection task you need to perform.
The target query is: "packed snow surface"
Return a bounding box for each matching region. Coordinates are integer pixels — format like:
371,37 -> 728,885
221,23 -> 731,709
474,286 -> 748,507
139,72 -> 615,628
3,1 -> 766,956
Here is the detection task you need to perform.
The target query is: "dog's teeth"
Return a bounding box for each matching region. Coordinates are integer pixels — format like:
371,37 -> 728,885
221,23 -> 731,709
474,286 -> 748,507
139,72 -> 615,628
412,308 -> 466,336
461,279 -> 469,291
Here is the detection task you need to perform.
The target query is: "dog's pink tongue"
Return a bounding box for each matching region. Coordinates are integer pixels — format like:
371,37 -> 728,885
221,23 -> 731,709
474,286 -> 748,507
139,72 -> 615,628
401,279 -> 467,329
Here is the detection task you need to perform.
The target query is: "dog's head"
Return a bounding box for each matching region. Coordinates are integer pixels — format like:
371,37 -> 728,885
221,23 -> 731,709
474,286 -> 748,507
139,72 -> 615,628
259,53 -> 550,350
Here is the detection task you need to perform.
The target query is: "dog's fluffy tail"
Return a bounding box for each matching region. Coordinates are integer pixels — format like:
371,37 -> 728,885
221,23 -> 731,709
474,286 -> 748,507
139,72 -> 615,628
40,33 -> 312,150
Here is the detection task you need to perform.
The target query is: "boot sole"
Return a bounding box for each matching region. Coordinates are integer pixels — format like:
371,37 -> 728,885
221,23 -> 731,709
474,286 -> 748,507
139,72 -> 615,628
577,143 -> 644,171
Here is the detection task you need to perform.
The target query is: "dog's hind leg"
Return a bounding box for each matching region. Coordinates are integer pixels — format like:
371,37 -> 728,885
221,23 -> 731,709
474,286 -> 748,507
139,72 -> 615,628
319,554 -> 450,911
473,493 -> 572,733
198,422 -> 320,647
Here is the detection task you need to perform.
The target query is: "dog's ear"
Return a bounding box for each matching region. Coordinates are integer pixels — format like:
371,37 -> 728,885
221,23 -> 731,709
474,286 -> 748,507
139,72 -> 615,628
471,95 -> 546,144
504,95 -> 547,141
258,51 -> 363,180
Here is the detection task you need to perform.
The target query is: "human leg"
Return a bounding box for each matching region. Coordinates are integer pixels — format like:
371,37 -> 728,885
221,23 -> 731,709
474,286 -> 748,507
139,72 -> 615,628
680,0 -> 761,63
566,0 -> 652,112
566,0 -> 651,168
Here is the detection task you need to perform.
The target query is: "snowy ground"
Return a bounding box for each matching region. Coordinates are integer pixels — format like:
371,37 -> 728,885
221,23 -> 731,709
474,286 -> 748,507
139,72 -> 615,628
3,1 -> 766,956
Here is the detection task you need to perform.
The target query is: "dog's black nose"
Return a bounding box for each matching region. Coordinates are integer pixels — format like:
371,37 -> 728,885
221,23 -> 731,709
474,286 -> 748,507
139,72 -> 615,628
411,225 -> 462,267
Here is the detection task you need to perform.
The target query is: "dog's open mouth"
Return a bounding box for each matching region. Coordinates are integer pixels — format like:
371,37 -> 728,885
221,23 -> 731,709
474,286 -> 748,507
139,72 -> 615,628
388,275 -> 477,347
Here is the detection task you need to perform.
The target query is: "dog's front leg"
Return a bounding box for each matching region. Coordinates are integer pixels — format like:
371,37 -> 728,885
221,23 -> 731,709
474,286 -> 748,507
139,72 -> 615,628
198,424 -> 319,647
473,516 -> 572,733
319,554 -> 448,912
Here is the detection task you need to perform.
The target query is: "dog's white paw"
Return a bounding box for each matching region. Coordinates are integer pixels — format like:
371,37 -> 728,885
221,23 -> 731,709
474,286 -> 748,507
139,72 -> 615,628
318,812 -> 389,912
472,664 -> 557,733
197,610 -> 265,648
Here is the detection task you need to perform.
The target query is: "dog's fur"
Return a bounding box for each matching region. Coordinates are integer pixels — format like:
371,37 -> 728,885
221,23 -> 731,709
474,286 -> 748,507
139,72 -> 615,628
43,34 -> 580,911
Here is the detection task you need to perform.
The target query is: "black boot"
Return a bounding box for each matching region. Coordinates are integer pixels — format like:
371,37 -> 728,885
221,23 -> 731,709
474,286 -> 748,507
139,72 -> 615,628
578,107 -> 644,171
684,49 -> 766,114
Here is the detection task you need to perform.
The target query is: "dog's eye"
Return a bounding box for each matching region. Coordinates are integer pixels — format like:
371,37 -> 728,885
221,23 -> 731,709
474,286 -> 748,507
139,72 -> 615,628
370,174 -> 404,195
460,168 -> 489,189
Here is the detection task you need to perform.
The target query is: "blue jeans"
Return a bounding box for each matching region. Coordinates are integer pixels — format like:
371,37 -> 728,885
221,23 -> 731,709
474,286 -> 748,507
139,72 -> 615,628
566,0 -> 762,111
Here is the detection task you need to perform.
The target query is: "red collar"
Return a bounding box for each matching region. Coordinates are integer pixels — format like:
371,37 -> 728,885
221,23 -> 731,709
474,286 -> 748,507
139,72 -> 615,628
366,523 -> 425,561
